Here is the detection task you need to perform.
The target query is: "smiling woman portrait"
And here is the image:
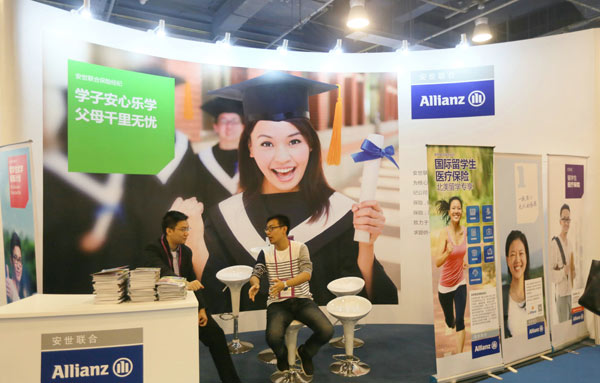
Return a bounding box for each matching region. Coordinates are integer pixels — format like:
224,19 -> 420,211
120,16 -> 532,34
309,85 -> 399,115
434,196 -> 468,354
173,72 -> 398,314
502,230 -> 531,338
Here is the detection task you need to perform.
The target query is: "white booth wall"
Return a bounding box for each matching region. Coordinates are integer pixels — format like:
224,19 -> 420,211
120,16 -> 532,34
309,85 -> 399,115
3,0 -> 599,334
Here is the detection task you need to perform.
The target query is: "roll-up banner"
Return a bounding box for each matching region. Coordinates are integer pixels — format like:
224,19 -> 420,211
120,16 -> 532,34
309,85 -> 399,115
547,155 -> 588,348
494,153 -> 551,364
427,145 -> 502,381
0,141 -> 39,306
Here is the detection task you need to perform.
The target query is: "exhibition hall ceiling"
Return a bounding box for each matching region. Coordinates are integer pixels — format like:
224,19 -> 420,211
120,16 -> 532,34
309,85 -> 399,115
35,0 -> 600,52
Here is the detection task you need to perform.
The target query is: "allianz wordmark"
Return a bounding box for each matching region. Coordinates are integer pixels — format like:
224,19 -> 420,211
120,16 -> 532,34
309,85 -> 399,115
41,328 -> 143,383
411,66 -> 495,119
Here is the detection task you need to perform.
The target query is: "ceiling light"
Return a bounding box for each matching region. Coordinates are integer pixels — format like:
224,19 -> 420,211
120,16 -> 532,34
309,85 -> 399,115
277,39 -> 289,54
472,17 -> 492,43
347,0 -> 369,29
329,39 -> 343,54
71,0 -> 92,19
396,39 -> 409,55
216,32 -> 232,48
456,33 -> 469,49
148,19 -> 166,37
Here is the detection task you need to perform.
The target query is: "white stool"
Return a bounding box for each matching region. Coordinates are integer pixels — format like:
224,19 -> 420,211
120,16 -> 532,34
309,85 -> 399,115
327,277 -> 365,349
270,320 -> 312,383
326,296 -> 372,377
216,265 -> 254,354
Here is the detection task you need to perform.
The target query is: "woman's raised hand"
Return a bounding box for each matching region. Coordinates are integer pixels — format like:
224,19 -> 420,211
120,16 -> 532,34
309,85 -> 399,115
352,200 -> 385,244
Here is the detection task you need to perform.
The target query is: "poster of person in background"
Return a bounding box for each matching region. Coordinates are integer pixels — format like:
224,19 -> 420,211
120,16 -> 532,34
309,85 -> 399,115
494,153 -> 550,364
546,155 -> 587,349
41,38 -> 401,313
427,145 -> 501,380
0,143 -> 38,304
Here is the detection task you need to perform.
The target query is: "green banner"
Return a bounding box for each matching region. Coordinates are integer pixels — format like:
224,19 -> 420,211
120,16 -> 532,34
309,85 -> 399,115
67,60 -> 174,174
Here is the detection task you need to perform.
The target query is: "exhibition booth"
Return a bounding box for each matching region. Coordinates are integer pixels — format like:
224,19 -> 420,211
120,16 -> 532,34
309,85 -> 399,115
0,1 -> 599,382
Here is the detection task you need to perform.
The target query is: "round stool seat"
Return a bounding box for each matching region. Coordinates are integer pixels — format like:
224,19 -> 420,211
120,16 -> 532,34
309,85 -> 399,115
215,265 -> 254,354
216,265 -> 253,285
327,277 -> 365,297
326,296 -> 372,377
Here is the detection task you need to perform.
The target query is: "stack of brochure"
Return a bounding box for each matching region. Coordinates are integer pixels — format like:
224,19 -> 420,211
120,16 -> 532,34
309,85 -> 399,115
129,268 -> 160,302
92,266 -> 129,304
156,276 -> 187,301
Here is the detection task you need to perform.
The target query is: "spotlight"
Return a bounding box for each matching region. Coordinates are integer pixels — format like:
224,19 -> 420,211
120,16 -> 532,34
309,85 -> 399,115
216,32 -> 232,48
71,0 -> 92,19
347,0 -> 369,29
472,17 -> 492,43
148,19 -> 166,37
277,39 -> 289,54
329,39 -> 343,54
396,39 -> 409,55
456,33 -> 469,49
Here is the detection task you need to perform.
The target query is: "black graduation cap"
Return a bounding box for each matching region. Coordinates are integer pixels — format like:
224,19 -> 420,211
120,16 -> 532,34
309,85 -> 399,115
207,71 -> 337,123
135,66 -> 184,85
200,97 -> 244,119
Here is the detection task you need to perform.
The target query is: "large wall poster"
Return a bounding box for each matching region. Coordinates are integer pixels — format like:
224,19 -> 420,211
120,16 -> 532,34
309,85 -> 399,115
0,142 -> 38,305
494,153 -> 550,364
42,37 -> 401,316
427,145 -> 502,380
547,155 -> 588,348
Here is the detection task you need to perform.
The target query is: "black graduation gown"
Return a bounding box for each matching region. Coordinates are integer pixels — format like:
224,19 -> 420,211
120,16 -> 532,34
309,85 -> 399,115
201,191 -> 398,314
43,165 -> 135,293
195,145 -> 239,213
123,143 -> 238,265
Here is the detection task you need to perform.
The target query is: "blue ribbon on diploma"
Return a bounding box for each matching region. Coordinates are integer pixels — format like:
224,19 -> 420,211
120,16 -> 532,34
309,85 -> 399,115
351,139 -> 399,169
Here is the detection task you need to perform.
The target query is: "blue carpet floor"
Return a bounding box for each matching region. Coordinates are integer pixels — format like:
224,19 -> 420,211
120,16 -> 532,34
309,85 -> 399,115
200,324 -> 436,383
200,324 -> 598,383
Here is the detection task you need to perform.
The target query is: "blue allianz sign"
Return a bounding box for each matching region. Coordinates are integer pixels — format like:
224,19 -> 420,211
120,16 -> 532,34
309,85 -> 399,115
411,66 -> 495,119
41,328 -> 143,383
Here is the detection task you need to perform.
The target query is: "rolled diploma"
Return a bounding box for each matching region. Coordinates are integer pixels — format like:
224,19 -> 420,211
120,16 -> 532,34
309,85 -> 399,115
354,133 -> 383,243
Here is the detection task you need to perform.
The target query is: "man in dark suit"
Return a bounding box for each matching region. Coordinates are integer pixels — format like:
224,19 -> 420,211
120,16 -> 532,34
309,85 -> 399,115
144,210 -> 242,383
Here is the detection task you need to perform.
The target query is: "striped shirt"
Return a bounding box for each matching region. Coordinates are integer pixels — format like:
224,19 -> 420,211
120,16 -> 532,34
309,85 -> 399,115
252,240 -> 312,306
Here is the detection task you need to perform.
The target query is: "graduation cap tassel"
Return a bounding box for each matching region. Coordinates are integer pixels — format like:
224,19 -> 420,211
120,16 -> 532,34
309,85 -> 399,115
327,84 -> 343,166
183,82 -> 194,120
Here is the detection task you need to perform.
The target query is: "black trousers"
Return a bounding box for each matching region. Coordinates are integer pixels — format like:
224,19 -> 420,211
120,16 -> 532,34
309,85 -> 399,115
199,314 -> 241,383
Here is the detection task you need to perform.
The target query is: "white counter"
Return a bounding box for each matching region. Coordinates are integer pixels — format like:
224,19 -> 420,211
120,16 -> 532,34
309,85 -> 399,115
0,292 -> 199,382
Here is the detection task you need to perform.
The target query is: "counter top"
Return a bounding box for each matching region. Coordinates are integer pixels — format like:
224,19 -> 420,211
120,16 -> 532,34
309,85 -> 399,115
0,292 -> 198,319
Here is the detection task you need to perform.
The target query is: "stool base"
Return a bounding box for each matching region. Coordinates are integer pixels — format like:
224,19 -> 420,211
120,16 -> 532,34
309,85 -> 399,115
258,348 -> 277,364
330,355 -> 370,377
227,339 -> 253,354
329,336 -> 364,349
271,369 -> 313,383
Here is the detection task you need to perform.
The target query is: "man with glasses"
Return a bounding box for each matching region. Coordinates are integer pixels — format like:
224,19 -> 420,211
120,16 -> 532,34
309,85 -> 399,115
6,232 -> 33,303
144,210 -> 242,383
197,97 -> 244,213
248,214 -> 333,377
550,204 -> 575,323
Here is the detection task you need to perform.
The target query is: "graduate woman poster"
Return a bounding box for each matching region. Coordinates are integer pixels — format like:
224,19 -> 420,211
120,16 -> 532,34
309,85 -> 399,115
494,153 -> 550,365
426,145 -> 502,380
41,38 -> 401,313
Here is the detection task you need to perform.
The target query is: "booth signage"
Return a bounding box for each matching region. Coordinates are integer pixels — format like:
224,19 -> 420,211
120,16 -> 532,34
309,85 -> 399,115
41,328 -> 143,383
411,66 -> 495,119
67,60 -> 175,174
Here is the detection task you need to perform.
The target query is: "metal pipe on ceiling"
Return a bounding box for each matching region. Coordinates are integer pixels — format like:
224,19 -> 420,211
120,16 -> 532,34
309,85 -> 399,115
567,0 -> 600,14
416,0 -> 520,44
265,0 -> 335,49
419,0 -> 466,13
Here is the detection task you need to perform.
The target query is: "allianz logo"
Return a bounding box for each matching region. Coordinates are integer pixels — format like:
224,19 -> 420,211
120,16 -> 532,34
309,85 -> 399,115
51,358 -> 133,379
419,90 -> 486,107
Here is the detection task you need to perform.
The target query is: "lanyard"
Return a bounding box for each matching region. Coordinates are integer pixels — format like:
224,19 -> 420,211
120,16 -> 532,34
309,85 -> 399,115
161,235 -> 182,273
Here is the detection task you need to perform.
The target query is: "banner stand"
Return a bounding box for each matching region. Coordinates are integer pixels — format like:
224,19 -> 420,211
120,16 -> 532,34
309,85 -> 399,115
504,350 -> 553,372
551,334 -> 591,352
431,363 -> 504,383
